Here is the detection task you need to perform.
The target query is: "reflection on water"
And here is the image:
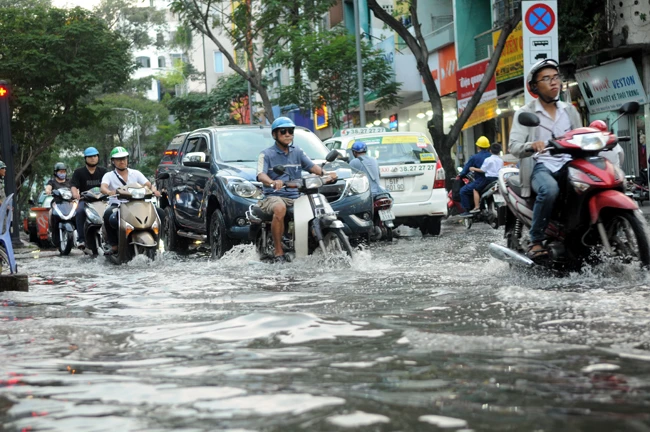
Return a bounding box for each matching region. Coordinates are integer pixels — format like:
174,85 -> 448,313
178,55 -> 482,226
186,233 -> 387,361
2,221 -> 650,431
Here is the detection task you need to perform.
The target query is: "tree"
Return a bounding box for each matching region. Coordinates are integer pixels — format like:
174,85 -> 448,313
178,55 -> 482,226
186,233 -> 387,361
558,0 -> 608,64
0,0 -> 50,7
93,0 -> 167,50
0,6 -> 133,187
167,74 -> 249,130
169,0 -> 336,123
282,28 -> 401,131
367,0 -> 519,187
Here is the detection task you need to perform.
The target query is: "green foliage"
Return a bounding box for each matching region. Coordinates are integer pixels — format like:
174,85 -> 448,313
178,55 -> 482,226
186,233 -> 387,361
0,0 -> 50,7
93,0 -> 167,50
558,0 -> 608,62
281,29 -> 401,130
167,74 -> 249,130
0,6 -> 134,184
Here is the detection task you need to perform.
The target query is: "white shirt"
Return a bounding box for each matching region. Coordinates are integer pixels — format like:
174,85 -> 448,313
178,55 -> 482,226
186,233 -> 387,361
533,99 -> 573,172
480,155 -> 504,178
101,168 -> 149,192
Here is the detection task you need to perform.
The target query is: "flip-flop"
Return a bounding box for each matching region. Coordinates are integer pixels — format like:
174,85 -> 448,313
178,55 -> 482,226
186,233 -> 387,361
527,244 -> 548,259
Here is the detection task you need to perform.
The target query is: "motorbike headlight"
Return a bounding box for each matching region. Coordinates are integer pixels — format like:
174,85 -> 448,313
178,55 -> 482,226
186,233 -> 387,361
60,189 -> 73,200
567,132 -> 607,150
29,212 -> 36,218
224,177 -> 263,199
348,174 -> 370,194
304,176 -> 324,189
85,206 -> 102,224
128,187 -> 146,199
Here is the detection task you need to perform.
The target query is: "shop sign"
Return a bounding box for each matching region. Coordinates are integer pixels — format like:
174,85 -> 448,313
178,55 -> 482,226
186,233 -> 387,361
456,59 -> 497,130
422,44 -> 457,102
493,21 -> 523,83
314,102 -> 328,130
575,58 -> 647,114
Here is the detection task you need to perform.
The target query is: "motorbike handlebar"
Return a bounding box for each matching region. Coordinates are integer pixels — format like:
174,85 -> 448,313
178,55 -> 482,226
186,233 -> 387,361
618,136 -> 631,142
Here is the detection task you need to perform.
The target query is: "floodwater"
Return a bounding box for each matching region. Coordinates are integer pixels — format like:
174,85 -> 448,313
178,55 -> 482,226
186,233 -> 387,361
2,220 -> 650,431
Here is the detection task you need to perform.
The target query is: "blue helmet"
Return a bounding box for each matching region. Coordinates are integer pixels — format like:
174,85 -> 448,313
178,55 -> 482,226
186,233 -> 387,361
271,116 -> 296,133
351,141 -> 367,153
84,147 -> 99,157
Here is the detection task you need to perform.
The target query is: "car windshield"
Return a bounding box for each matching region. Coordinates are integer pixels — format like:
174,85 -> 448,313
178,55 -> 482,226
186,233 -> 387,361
215,129 -> 329,163
352,135 -> 438,165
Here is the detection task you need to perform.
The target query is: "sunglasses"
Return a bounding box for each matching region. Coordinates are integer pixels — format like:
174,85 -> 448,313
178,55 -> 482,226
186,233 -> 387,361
278,127 -> 295,136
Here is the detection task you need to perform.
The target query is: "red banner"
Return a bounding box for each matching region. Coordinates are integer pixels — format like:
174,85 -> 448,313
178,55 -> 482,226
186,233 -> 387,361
456,59 -> 496,102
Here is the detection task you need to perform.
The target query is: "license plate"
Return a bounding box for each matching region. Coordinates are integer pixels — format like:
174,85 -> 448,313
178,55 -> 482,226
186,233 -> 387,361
385,177 -> 405,192
494,193 -> 505,203
378,209 -> 395,221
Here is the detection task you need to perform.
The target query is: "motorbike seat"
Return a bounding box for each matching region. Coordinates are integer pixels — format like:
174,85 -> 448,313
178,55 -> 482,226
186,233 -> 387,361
480,180 -> 498,195
506,175 -> 536,203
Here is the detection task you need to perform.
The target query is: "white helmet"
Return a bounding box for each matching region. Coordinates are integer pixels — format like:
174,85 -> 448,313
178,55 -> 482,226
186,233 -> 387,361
526,59 -> 560,102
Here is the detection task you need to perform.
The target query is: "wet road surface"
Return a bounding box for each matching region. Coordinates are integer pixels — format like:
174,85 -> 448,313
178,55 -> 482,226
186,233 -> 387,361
2,219 -> 650,431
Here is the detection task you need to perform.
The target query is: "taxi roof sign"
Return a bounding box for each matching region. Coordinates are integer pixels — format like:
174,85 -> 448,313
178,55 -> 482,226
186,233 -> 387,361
340,127 -> 386,136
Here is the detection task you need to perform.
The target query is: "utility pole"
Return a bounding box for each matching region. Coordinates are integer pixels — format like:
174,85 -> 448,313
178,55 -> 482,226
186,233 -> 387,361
0,80 -> 21,245
353,0 -> 366,126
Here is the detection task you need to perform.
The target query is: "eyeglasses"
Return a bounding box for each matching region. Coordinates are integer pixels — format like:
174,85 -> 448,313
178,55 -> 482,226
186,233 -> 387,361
536,74 -> 562,84
278,127 -> 295,136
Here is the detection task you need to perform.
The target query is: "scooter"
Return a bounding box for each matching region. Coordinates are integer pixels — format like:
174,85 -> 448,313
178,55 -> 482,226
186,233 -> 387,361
461,180 -> 503,230
247,151 -> 354,262
102,183 -> 160,264
489,101 -> 650,270
80,187 -> 107,256
370,193 -> 395,241
49,188 -> 78,256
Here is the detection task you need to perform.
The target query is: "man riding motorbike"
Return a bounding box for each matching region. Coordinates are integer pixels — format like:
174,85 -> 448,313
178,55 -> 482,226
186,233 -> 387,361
100,147 -> 162,255
45,162 -> 70,195
349,140 -> 388,199
70,146 -> 108,250
509,59 -> 582,259
469,143 -> 504,212
458,136 -> 491,216
256,117 -> 336,264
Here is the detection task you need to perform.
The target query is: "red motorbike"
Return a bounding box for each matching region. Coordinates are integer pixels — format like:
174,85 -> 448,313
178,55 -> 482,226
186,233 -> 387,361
370,193 -> 395,241
489,101 -> 650,270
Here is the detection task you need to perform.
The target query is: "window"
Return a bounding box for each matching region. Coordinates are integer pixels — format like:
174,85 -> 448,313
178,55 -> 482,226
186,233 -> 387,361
179,137 -> 199,162
214,51 -> 224,73
136,56 -> 151,68
170,53 -> 189,66
195,136 -> 210,158
158,56 -> 166,68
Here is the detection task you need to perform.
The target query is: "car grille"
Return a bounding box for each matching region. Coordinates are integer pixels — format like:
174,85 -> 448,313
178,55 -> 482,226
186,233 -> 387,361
319,182 -> 346,203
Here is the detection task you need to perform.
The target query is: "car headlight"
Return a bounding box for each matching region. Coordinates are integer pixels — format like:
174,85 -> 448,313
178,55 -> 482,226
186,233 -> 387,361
85,206 -> 102,224
223,177 -> 263,199
348,174 -> 369,194
128,187 -> 146,199
567,132 -> 607,150
304,176 -> 324,189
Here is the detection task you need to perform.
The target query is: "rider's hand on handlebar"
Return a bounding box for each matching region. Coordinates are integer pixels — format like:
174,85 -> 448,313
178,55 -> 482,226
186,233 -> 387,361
273,179 -> 284,190
530,140 -> 547,153
153,190 -> 161,197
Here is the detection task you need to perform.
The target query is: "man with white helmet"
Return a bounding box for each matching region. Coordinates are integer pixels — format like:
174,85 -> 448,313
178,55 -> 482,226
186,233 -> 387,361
100,146 -> 161,254
71,146 -> 108,250
509,59 -> 582,259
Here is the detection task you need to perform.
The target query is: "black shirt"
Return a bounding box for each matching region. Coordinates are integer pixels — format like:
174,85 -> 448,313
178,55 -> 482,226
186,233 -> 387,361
47,177 -> 70,191
70,166 -> 108,193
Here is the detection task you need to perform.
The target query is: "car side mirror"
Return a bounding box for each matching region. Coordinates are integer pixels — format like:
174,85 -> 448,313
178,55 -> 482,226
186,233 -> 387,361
517,112 -> 540,127
325,150 -> 340,162
183,152 -> 206,163
273,165 -> 286,175
157,172 -> 170,180
619,101 -> 639,115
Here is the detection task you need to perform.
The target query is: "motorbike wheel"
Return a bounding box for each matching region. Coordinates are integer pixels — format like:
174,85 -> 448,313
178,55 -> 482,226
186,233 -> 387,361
321,229 -> 354,258
59,230 -> 73,256
0,246 -> 10,275
210,209 -> 232,259
384,227 -> 393,242
162,207 -> 189,252
29,226 -> 38,244
602,211 -> 650,267
86,230 -> 102,256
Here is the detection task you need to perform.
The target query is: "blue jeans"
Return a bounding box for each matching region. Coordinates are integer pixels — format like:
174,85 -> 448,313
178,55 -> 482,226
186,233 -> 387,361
460,177 -> 485,211
529,163 -> 561,243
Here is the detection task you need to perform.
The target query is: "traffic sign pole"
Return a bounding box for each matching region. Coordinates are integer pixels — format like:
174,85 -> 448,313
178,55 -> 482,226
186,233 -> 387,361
0,80 -> 21,245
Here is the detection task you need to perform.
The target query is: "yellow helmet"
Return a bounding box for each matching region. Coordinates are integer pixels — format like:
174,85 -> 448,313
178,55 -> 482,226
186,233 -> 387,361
476,136 -> 490,148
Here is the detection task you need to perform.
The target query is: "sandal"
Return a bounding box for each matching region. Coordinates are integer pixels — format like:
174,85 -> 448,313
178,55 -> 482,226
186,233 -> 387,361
526,242 -> 548,259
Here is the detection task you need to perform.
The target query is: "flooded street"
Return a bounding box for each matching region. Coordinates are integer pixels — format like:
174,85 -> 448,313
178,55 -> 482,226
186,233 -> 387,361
2,220 -> 650,431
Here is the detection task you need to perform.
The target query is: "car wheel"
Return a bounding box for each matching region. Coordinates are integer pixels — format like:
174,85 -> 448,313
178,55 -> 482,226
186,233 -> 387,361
162,206 -> 188,252
427,217 -> 442,236
210,208 -> 232,259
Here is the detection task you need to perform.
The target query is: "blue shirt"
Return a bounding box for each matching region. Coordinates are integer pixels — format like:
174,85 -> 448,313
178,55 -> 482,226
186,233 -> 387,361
257,143 -> 315,199
459,149 -> 490,180
350,155 -> 386,197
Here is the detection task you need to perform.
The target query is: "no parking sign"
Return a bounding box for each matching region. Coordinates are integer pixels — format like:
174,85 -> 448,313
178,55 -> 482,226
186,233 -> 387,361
522,1 -> 559,103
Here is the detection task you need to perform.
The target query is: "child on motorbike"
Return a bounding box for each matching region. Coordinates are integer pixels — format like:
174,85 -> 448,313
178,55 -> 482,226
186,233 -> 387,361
469,143 -> 503,213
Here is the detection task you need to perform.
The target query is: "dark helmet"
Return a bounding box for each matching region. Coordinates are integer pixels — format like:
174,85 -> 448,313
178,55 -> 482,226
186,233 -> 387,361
526,59 -> 560,98
53,162 -> 67,173
351,141 -> 367,153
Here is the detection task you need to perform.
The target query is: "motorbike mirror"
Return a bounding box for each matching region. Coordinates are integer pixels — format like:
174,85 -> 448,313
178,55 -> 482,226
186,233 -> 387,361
517,112 -> 540,127
325,150 -> 340,162
157,172 -> 170,180
619,101 -> 639,115
273,165 -> 286,175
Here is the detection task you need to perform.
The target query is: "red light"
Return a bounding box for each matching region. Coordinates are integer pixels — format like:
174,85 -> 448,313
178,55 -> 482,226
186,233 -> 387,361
164,150 -> 177,156
0,86 -> 8,97
433,160 -> 445,188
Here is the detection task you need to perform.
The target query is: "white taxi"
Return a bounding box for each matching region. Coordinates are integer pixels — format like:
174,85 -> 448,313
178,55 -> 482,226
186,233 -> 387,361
325,131 -> 447,236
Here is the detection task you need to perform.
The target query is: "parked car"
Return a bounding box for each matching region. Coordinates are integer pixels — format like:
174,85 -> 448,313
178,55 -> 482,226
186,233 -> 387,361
156,125 -> 373,258
327,131 -> 447,236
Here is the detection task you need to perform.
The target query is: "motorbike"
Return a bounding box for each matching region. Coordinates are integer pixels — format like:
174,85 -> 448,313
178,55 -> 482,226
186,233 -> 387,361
247,151 -> 354,262
370,193 -> 395,241
80,187 -> 108,256
448,172 -> 472,216
448,172 -> 502,229
49,188 -> 78,255
102,183 -> 160,264
625,168 -> 649,205
489,101 -> 650,270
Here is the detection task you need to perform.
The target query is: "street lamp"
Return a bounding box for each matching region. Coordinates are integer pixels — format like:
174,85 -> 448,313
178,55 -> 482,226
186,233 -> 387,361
110,108 -> 141,163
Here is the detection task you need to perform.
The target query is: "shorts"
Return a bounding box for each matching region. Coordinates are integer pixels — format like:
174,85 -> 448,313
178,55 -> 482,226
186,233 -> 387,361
257,196 -> 294,214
